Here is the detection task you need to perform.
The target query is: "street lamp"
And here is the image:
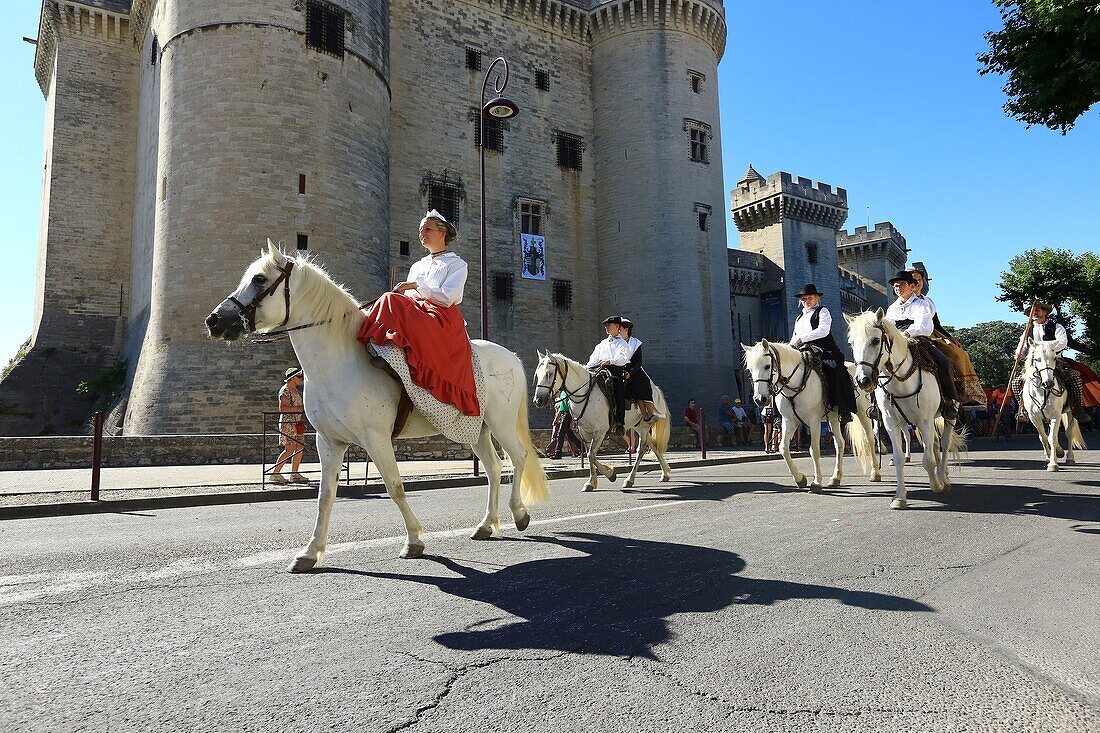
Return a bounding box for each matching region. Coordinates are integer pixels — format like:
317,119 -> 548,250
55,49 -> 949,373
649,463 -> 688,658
479,56 -> 519,342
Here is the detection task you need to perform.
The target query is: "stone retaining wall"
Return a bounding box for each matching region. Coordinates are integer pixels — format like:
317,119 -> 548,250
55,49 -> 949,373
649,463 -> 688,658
1,427 -> 747,471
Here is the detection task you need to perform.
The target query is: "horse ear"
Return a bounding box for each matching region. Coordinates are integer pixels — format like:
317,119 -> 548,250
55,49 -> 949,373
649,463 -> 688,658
739,342 -> 750,353
843,313 -> 854,325
267,239 -> 287,267
761,338 -> 770,348
875,307 -> 885,323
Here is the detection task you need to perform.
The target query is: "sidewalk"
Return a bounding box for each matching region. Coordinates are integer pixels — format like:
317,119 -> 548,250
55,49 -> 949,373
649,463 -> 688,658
0,446 -> 789,519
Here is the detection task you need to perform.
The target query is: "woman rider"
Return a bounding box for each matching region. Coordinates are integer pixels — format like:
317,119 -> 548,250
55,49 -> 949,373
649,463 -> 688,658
619,318 -> 659,422
909,267 -> 986,406
357,210 -> 479,424
789,284 -> 857,424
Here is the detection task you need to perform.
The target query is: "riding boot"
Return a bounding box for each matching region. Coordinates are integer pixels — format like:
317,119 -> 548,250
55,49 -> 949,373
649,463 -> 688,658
1073,404 -> 1093,426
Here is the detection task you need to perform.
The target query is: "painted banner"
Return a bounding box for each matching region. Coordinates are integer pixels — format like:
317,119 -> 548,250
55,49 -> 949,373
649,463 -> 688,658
520,234 -> 547,281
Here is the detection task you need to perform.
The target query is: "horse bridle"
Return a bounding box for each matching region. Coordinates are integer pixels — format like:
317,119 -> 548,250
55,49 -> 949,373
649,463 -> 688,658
1028,354 -> 1065,415
228,261 -> 294,333
753,345 -> 809,399
534,356 -> 599,422
855,325 -> 919,389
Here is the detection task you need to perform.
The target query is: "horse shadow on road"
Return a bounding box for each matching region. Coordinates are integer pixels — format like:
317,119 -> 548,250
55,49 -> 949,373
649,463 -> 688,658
619,476 -> 802,503
354,531 -> 931,658
904,480 -> 1100,523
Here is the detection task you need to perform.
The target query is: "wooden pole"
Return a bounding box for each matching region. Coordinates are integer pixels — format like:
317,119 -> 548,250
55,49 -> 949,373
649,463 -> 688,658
992,302 -> 1037,436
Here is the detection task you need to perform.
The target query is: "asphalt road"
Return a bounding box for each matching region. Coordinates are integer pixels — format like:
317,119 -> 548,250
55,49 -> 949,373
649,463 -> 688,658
2,448 -> 1098,732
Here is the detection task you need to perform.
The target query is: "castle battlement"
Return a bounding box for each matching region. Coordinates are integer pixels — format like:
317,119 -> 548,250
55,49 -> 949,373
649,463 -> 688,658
727,248 -> 764,296
837,221 -> 905,247
731,169 -> 848,233
34,1 -> 135,95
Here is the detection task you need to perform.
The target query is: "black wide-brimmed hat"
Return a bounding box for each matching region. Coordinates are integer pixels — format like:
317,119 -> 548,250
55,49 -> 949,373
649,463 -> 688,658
602,315 -> 623,325
794,283 -> 823,298
888,270 -> 917,285
1029,300 -> 1054,315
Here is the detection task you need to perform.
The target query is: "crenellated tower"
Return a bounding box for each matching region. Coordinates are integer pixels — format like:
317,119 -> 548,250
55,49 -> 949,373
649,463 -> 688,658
836,222 -> 908,312
591,0 -> 734,410
731,167 -> 848,342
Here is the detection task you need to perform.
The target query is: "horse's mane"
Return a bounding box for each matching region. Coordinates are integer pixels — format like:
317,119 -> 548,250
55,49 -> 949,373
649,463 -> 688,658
269,251 -> 362,337
742,340 -> 802,368
846,311 -> 903,348
549,352 -> 588,374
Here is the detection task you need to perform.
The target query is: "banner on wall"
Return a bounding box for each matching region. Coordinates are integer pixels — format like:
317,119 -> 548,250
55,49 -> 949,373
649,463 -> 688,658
520,234 -> 547,281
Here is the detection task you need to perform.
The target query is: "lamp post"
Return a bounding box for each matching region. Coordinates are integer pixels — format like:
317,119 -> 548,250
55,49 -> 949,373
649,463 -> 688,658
479,56 -> 520,341
473,57 -> 519,478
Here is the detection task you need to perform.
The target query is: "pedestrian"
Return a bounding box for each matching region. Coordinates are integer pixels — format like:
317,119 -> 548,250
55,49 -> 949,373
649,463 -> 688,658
732,398 -> 751,445
684,398 -> 701,448
761,403 -> 780,453
717,395 -> 737,443
549,389 -> 584,459
271,367 -> 308,484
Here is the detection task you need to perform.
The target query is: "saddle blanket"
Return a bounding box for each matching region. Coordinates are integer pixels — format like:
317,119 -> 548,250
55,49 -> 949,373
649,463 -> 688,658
372,342 -> 485,445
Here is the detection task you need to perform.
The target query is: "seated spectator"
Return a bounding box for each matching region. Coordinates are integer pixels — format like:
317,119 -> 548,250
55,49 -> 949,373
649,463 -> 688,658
684,399 -> 701,448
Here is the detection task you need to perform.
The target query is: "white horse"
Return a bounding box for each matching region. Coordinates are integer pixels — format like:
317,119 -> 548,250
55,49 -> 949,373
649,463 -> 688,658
846,310 -> 966,509
532,352 -> 672,490
743,340 -> 852,490
1020,341 -> 1086,471
206,244 -> 549,571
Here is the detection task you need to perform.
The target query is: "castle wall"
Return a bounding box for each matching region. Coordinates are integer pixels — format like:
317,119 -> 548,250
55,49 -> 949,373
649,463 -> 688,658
124,0 -> 392,433
836,222 -> 908,312
388,0 -> 597,369
591,2 -> 735,412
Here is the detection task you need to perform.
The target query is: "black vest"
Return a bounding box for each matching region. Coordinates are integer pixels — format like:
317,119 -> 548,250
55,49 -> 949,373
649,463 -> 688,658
796,306 -> 841,354
1030,320 -> 1058,343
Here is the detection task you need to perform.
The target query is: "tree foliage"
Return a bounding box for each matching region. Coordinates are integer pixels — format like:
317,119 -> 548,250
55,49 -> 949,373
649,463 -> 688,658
978,0 -> 1100,133
997,247 -> 1100,359
944,321 -> 1023,389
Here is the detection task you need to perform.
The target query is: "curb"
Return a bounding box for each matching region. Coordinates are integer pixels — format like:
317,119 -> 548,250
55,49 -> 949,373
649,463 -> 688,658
0,452 -> 801,521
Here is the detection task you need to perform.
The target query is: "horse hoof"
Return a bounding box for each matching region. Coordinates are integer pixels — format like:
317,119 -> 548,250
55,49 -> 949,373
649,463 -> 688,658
795,476 -> 808,489
287,555 -> 317,573
870,474 -> 881,483
400,543 -> 425,559
931,483 -> 946,494
904,457 -> 911,464
661,474 -> 670,483
890,499 -> 907,510
608,468 -> 618,483
1047,464 -> 1059,472
514,510 -> 531,532
828,478 -> 842,488
623,479 -> 634,489
582,483 -> 595,492
1066,458 -> 1076,465
809,482 -> 823,494
471,526 -> 493,540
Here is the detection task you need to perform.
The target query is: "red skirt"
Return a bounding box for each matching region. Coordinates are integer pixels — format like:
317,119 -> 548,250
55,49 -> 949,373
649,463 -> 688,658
358,292 -> 480,416
1065,358 -> 1100,408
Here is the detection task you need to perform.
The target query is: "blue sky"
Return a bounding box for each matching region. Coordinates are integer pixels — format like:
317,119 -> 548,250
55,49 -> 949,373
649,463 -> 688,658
2,1 -> 1098,366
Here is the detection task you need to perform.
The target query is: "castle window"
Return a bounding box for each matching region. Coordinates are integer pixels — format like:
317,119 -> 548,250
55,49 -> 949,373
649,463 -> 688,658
399,240 -> 410,256
688,70 -> 704,94
536,69 -> 550,92
695,203 -> 711,231
555,132 -> 584,171
298,173 -> 306,194
306,1 -> 345,58
520,201 -> 543,235
472,108 -> 504,152
685,119 -> 710,164
553,279 -> 572,310
297,234 -> 309,251
806,242 -> 818,264
150,35 -> 158,66
422,173 -> 464,226
493,272 -> 514,302
465,47 -> 482,71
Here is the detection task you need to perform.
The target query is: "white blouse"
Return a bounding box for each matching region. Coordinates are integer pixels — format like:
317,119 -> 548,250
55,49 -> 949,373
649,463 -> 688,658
792,306 -> 832,344
885,295 -> 934,338
406,251 -> 468,307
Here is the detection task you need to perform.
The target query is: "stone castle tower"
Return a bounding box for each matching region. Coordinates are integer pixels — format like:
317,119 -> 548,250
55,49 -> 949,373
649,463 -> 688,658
730,166 -> 849,343
836,222 -> 909,312
3,0 -> 733,435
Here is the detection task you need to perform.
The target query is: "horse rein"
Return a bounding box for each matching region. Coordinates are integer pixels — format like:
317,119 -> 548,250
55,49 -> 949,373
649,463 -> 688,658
753,345 -> 815,428
534,357 -> 599,423
1027,356 -> 1065,415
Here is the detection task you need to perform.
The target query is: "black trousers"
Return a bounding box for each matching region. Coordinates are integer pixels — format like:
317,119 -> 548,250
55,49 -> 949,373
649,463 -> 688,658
603,365 -> 627,427
554,413 -> 584,456
926,343 -> 959,402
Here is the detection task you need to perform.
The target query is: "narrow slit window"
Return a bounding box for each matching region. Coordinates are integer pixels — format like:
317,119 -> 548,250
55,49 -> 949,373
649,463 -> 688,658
695,203 -> 711,231
493,272 -> 514,302
535,69 -> 550,91
399,240 -> 410,256
297,234 -> 309,251
552,279 -> 572,310
150,36 -> 158,66
298,174 -> 306,194
555,132 -> 584,171
465,47 -> 482,71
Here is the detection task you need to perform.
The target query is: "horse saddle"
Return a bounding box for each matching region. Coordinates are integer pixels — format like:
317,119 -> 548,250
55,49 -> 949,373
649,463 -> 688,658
592,368 -> 631,419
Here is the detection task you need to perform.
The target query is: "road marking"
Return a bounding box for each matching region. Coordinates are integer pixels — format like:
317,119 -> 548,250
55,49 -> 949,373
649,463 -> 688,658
0,500 -> 698,606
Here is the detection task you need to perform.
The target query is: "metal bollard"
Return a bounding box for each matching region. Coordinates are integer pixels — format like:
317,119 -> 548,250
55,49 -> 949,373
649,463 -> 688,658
699,407 -> 707,459
91,411 -> 103,502
473,455 -> 479,477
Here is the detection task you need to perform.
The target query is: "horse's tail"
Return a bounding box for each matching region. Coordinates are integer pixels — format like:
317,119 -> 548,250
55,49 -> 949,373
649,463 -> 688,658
515,394 -> 550,507
1064,413 -> 1087,450
650,414 -> 671,455
845,413 -> 874,475
940,417 -> 968,464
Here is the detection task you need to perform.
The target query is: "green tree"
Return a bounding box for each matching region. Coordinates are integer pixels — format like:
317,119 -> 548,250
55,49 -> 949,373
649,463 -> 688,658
944,321 -> 1023,389
997,248 -> 1100,359
978,0 -> 1100,134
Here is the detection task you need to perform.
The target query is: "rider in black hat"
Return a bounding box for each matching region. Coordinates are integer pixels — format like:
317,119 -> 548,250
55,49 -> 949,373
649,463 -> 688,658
884,270 -> 959,419
586,315 -> 629,433
790,284 -> 857,424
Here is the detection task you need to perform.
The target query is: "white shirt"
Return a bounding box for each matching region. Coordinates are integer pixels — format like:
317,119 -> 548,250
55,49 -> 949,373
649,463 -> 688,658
792,305 -> 832,344
619,335 -> 642,359
885,295 -> 934,337
1018,320 -> 1068,356
586,336 -> 630,368
732,405 -> 748,421
406,251 -> 468,307
923,294 -> 938,317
